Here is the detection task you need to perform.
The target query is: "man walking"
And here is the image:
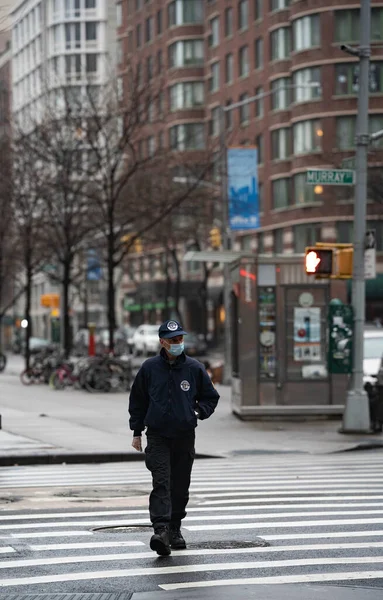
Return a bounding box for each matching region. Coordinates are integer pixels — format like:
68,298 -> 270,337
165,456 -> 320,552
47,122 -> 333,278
129,320 -> 219,556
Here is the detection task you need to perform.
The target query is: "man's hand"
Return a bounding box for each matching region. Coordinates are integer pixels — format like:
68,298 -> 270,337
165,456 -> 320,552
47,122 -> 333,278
132,436 -> 142,452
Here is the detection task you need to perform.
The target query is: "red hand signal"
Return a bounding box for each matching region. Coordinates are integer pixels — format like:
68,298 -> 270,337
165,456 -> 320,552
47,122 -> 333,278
306,251 -> 321,274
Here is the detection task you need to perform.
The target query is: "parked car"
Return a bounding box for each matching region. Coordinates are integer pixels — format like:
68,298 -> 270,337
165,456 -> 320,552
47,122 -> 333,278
364,329 -> 383,383
131,324 -> 160,356
184,332 -> 208,357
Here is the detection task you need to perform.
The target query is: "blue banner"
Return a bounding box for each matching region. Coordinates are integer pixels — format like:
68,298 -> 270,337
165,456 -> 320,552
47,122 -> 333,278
87,250 -> 102,281
227,147 -> 259,230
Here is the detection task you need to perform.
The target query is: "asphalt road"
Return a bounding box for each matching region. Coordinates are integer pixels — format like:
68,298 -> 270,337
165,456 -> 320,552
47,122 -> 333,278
1,452 -> 383,597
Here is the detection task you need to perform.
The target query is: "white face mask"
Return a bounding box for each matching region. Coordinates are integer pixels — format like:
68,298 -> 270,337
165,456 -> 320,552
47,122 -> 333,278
167,342 -> 184,356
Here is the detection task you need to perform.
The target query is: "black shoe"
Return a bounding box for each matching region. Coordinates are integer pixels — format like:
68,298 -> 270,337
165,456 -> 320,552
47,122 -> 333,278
150,526 -> 171,556
169,525 -> 186,549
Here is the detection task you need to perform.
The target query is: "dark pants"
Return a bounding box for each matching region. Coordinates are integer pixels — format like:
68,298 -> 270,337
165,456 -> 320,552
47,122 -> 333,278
145,430 -> 195,529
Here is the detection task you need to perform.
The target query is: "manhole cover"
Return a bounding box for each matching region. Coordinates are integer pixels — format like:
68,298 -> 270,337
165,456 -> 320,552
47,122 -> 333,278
0,594 -> 133,600
187,539 -> 269,550
93,524 -> 151,533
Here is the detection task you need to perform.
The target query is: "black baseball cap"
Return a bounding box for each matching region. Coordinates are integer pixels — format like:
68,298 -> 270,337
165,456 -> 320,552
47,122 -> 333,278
158,320 -> 187,339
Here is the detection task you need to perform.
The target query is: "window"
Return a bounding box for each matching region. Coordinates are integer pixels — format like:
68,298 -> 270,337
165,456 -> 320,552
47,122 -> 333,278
225,100 -> 233,129
210,62 -> 220,92
336,116 -> 355,149
168,0 -> 204,25
294,224 -> 321,253
271,0 -> 290,10
256,134 -> 264,164
255,0 -> 262,21
271,77 -> 290,110
65,23 -> 81,49
65,54 -> 81,80
128,31 -> 133,52
210,17 -> 220,47
210,107 -> 220,136
146,55 -> 153,80
274,229 -> 284,254
272,178 -> 290,209
116,3 -> 122,27
225,7 -> 233,36
85,0 -> 96,8
157,9 -> 163,34
169,123 -> 205,150
85,22 -> 97,43
294,173 -> 318,205
334,9 -> 383,43
293,67 -> 321,102
169,39 -> 204,67
271,27 -> 291,61
337,221 -> 353,244
117,77 -> 124,101
258,182 -> 264,213
147,136 -> 156,157
157,50 -> 163,73
336,115 -> 383,149
271,128 -> 291,160
293,119 -> 322,155
335,63 -> 383,95
238,0 -> 249,30
225,53 -> 234,83
293,15 -> 320,51
158,131 -> 164,149
158,91 -> 165,115
169,81 -> 204,110
239,92 -> 250,124
145,16 -> 154,42
255,37 -> 263,68
255,86 -> 264,117
239,45 -> 249,77
136,23 -> 142,47
86,54 -> 97,74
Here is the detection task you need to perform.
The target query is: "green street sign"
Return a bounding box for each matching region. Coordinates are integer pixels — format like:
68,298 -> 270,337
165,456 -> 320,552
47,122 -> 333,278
306,169 -> 355,186
341,156 -> 356,170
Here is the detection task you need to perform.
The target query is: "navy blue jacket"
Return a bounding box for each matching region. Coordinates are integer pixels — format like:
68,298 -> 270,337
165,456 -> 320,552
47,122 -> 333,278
129,349 -> 220,438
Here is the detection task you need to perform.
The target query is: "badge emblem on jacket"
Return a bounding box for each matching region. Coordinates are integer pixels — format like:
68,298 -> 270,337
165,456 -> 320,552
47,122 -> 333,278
180,380 -> 191,391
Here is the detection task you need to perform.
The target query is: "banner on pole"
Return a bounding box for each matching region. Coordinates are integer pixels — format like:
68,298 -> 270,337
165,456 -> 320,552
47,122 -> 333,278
227,147 -> 259,230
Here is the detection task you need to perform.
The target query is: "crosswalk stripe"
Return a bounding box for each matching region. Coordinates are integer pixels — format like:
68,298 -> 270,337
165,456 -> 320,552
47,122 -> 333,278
4,510 -> 383,531
204,495 -> 383,504
159,571 -> 383,590
2,541 -> 383,569
1,531 -> 94,539
185,517 -> 383,531
29,541 -> 145,551
1,556 -> 383,588
263,530 -> 383,541
2,502 -> 383,521
0,547 -> 15,554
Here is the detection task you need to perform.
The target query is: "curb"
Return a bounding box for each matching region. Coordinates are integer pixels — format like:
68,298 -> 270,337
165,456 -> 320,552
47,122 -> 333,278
0,451 -> 221,467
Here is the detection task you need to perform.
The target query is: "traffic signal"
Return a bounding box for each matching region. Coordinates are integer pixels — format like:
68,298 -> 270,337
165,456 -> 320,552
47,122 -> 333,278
209,227 -> 222,249
336,247 -> 353,278
305,247 -> 334,276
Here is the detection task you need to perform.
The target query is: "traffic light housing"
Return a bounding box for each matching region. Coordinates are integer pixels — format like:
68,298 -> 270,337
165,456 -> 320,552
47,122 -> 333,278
209,227 -> 222,249
304,244 -> 354,279
305,247 -> 334,276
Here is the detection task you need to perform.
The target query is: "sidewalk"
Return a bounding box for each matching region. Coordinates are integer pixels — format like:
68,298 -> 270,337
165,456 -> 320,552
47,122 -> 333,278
0,363 -> 382,465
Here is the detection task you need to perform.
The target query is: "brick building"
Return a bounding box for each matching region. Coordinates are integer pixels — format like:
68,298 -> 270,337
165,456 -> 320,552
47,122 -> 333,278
117,0 -> 383,326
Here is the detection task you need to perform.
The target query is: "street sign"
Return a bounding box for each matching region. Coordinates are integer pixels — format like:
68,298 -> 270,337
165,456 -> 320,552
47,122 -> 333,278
365,229 -> 376,280
306,169 -> 355,185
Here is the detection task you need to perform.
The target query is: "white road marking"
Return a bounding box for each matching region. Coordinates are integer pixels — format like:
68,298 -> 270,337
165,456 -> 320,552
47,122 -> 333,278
1,556 -> 383,587
29,541 -> 145,551
0,547 -> 15,554
3,531 -> 94,539
3,502 -> 383,521
195,489 -> 383,498
185,517 -> 383,531
2,541 -> 383,569
204,495 -> 383,504
263,530 -> 383,540
159,571 -> 383,590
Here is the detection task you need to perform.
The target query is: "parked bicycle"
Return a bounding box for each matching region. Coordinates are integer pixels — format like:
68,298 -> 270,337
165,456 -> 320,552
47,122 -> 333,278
49,355 -> 133,393
20,347 -> 65,386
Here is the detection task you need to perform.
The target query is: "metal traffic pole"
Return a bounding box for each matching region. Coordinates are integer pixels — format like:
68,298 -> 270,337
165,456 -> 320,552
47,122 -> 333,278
219,105 -> 233,384
341,0 -> 371,432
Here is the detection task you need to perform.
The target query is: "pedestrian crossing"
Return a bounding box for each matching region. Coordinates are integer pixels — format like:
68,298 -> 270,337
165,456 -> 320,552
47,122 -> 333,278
1,453 -> 383,593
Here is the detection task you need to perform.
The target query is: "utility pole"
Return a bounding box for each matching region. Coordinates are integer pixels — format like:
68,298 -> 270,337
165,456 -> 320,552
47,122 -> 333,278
219,106 -> 233,384
341,0 -> 371,432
